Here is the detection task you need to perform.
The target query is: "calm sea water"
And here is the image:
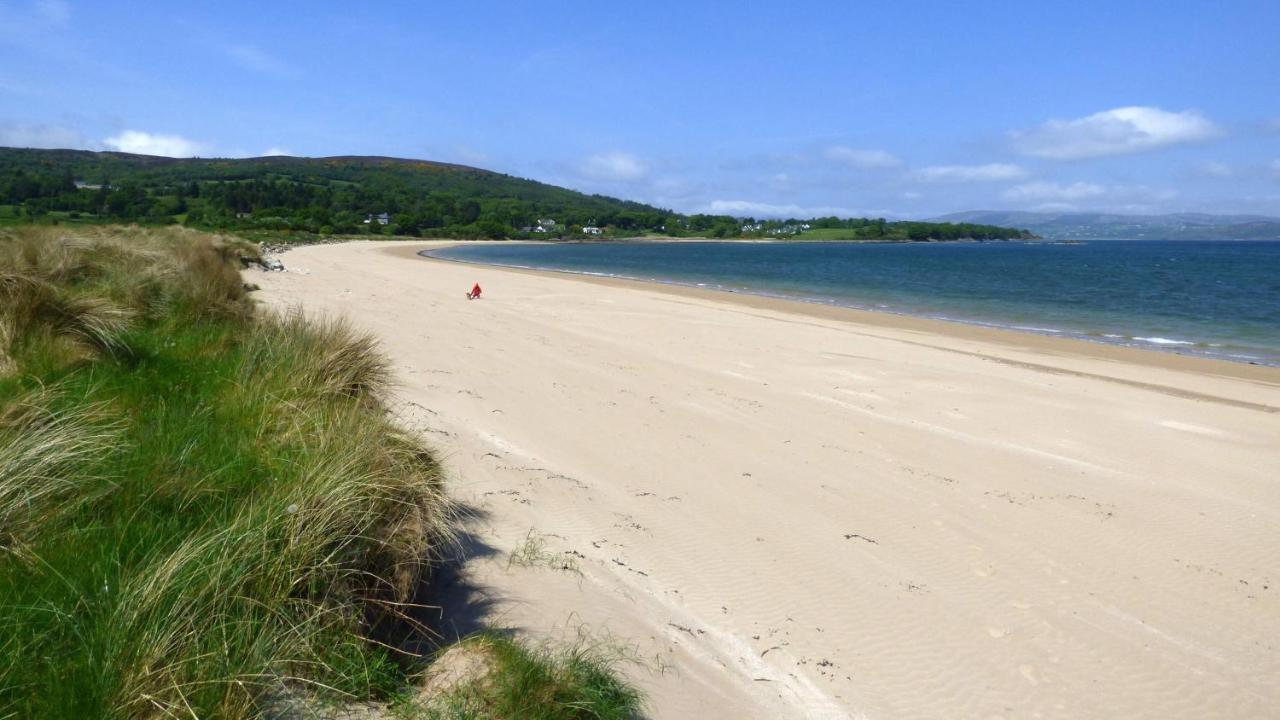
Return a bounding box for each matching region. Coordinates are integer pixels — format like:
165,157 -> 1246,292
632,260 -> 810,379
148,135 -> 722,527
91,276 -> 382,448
429,240 -> 1280,366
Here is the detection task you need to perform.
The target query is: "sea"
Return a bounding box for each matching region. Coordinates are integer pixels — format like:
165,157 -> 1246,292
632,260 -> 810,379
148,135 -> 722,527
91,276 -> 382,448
428,240 -> 1280,366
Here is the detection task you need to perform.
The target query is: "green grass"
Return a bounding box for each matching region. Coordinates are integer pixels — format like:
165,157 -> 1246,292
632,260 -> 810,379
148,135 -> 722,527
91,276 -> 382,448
404,634 -> 643,720
0,226 -> 454,717
0,225 -> 643,719
795,227 -> 861,240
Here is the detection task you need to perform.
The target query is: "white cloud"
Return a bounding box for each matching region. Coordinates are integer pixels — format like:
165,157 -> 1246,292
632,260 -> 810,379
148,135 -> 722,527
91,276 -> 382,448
1012,106 -> 1220,160
700,200 -> 891,218
0,121 -> 85,149
261,147 -> 292,156
914,163 -> 1027,182
103,130 -> 209,157
822,146 -> 901,169
1001,182 -> 1177,210
579,151 -> 648,182
1002,181 -> 1106,201
226,45 -> 292,76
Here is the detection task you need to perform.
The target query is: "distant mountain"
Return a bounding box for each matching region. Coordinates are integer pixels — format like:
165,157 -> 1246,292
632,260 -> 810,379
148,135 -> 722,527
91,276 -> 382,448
930,210 -> 1280,240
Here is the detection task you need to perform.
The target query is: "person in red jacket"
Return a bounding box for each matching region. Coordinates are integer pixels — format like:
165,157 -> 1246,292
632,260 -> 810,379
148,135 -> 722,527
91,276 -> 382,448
467,282 -> 482,300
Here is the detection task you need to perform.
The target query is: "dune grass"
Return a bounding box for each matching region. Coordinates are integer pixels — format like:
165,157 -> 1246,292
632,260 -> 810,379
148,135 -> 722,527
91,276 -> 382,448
0,225 -> 643,719
0,226 -> 457,717
405,634 -> 643,720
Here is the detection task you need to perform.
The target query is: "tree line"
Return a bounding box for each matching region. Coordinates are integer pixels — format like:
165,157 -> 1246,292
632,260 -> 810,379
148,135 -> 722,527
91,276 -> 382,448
0,148 -> 1033,241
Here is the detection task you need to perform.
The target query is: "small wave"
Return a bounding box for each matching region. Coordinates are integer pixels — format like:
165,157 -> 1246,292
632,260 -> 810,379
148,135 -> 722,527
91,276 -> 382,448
1011,325 -> 1062,333
1133,336 -> 1195,346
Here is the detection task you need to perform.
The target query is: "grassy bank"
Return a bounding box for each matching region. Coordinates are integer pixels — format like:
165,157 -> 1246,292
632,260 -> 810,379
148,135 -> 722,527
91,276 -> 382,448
0,226 -> 641,718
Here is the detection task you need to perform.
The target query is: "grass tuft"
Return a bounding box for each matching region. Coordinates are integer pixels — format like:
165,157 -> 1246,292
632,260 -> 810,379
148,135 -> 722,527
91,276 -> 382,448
407,634 -> 643,720
0,387 -> 118,562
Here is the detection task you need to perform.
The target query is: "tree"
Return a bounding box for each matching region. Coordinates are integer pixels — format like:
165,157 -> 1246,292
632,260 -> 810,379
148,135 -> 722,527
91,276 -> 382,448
459,199 -> 481,224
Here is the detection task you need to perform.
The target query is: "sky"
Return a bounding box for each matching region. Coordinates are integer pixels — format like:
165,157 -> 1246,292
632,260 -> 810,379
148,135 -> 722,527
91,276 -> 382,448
2,0 -> 1279,218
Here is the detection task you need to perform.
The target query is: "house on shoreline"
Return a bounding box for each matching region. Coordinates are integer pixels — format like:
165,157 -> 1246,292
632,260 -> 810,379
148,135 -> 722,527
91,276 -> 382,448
519,218 -> 558,233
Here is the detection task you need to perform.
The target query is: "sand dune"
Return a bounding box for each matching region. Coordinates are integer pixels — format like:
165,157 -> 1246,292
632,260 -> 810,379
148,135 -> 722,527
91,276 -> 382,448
255,241 -> 1280,719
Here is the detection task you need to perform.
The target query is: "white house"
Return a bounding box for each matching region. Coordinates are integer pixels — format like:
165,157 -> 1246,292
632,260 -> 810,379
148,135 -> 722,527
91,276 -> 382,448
582,226 -> 603,236
364,212 -> 391,225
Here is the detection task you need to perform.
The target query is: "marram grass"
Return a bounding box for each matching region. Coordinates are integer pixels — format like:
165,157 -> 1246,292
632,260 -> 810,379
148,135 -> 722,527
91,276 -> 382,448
0,226 -> 454,717
405,634 -> 644,720
0,226 -> 641,719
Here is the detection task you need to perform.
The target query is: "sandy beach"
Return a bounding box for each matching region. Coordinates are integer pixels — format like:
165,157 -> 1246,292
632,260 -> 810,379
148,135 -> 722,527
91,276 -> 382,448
255,240 -> 1280,719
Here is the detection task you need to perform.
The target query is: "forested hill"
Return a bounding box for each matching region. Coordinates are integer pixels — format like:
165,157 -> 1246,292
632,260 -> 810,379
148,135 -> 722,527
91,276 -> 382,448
0,147 -> 671,237
0,147 -> 1033,241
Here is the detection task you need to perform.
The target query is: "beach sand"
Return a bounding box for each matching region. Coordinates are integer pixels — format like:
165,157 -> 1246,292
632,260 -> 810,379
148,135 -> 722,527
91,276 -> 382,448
255,240 -> 1280,719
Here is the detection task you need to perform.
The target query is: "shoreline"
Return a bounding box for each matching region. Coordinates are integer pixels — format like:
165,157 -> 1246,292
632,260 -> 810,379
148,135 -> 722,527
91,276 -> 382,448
254,240 -> 1280,718
408,242 -> 1280,375
382,242 -> 1280,408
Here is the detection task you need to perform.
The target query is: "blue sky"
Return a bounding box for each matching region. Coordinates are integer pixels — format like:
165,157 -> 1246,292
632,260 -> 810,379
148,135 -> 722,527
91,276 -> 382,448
2,0 -> 1279,218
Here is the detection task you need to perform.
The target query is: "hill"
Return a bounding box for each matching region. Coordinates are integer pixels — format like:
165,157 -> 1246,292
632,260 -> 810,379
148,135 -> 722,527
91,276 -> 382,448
0,147 -> 1030,241
932,210 -> 1280,240
0,147 -> 673,238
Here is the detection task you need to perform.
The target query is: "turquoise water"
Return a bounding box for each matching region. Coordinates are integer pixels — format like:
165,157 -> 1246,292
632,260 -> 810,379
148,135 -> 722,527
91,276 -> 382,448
429,240 -> 1280,365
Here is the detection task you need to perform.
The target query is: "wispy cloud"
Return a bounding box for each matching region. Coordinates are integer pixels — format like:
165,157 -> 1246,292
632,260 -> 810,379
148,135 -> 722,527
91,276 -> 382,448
1001,181 -> 1177,210
1002,181 -> 1106,201
103,130 -> 209,157
914,163 -> 1027,182
822,146 -> 901,169
1271,159 -> 1280,179
700,199 -> 893,218
1012,106 -> 1220,160
225,45 -> 293,76
0,121 -> 86,149
579,151 -> 648,182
